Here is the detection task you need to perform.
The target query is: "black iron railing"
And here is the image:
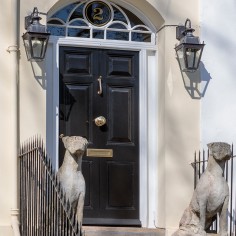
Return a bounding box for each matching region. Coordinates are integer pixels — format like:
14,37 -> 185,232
19,137 -> 82,236
192,145 -> 235,235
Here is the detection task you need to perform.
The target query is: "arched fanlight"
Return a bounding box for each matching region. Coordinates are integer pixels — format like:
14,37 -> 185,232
22,7 -> 50,62
175,19 -> 205,72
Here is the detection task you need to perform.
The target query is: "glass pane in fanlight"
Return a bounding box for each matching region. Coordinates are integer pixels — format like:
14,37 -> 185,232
107,30 -> 129,41
69,3 -> 85,21
108,23 -> 127,29
69,20 -> 88,26
93,29 -> 104,39
31,37 -> 46,59
51,3 -> 78,22
47,26 -> 65,36
132,32 -> 151,42
47,19 -> 63,25
113,6 -> 128,24
118,5 -> 144,27
68,28 -> 90,37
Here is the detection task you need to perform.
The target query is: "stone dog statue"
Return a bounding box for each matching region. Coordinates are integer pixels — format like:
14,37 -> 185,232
57,136 -> 88,227
173,142 -> 231,236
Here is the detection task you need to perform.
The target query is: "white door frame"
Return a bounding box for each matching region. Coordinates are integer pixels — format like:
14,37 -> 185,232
45,37 -> 158,228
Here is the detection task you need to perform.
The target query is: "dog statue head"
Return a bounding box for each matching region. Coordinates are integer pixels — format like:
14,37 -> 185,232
62,136 -> 88,156
207,142 -> 231,161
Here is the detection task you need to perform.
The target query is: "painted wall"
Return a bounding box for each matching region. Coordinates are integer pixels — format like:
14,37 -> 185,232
157,31 -> 201,235
19,0 -> 58,142
200,4 -> 236,234
200,0 -> 236,148
155,0 -> 201,234
0,0 -> 17,235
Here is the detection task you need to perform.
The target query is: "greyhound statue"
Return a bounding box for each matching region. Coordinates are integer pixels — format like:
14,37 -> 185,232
57,135 -> 88,229
173,142 -> 231,236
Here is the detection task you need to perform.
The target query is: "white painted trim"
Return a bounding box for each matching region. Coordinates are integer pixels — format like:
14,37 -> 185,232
139,50 -> 158,228
147,51 -> 158,228
139,49 -> 148,226
46,42 -> 60,168
48,36 -> 157,50
46,38 -> 158,228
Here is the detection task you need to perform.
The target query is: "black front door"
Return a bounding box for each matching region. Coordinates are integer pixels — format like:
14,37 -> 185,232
59,47 -> 140,226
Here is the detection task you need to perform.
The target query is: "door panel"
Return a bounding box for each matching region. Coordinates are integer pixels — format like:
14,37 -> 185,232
108,87 -> 133,143
66,84 -> 92,136
108,56 -> 133,77
65,52 -> 91,74
107,162 -> 135,208
59,47 -> 140,226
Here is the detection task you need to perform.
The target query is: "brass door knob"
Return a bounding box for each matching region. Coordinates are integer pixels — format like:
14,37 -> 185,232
94,116 -> 106,127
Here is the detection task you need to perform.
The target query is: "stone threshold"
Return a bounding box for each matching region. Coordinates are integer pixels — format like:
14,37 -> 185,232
83,226 -> 166,236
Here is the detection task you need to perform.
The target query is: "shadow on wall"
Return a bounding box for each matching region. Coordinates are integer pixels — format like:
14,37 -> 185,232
180,62 -> 212,99
30,61 -> 47,89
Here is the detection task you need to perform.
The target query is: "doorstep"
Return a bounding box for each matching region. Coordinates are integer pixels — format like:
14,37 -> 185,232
83,226 -> 166,236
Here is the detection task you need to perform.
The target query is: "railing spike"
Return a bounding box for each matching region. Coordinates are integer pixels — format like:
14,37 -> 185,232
60,186 -> 64,200
66,199 -> 71,212
45,155 -> 49,166
66,198 -> 69,207
57,179 -> 61,191
48,156 -> 51,165
63,192 -> 67,206
70,209 -> 75,226
53,170 -> 56,182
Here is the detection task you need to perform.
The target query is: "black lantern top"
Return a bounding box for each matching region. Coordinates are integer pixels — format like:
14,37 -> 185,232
175,19 -> 205,72
22,7 -> 50,62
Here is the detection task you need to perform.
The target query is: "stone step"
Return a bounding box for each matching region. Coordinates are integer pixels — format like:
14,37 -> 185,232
83,226 -> 165,236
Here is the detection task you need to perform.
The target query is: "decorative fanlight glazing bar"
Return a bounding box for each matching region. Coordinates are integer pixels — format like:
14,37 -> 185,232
47,0 -> 155,44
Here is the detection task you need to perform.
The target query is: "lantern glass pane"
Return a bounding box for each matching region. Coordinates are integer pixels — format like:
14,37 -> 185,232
23,38 -> 32,60
176,46 -> 186,72
185,48 -> 199,71
31,37 -> 46,59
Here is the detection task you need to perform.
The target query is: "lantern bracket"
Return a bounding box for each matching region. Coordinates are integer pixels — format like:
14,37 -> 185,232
24,8 -> 47,33
25,10 -> 47,31
176,18 -> 195,41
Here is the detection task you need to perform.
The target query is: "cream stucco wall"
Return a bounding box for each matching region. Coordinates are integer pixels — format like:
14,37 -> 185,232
200,0 -> 236,147
157,30 -> 200,236
0,0 -> 201,235
0,0 -> 18,235
154,0 -> 201,233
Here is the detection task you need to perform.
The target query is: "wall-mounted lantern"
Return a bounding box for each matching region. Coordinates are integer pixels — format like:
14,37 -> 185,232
175,19 -> 205,72
22,7 -> 50,62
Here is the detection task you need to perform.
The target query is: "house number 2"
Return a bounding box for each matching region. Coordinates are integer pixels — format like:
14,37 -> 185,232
84,1 -> 112,27
93,8 -> 103,21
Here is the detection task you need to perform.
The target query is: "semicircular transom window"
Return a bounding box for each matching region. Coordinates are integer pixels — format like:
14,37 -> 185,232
47,0 -> 155,44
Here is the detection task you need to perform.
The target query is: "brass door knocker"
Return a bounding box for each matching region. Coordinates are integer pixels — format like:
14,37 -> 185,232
97,76 -> 103,95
